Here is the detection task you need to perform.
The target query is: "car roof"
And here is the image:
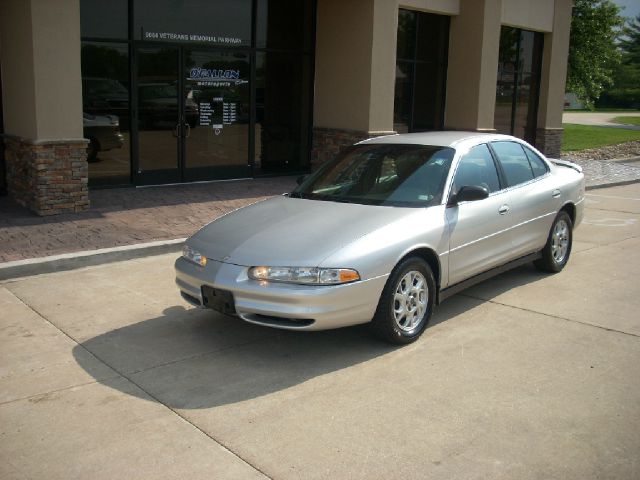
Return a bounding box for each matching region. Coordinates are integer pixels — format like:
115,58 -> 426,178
357,131 -> 522,148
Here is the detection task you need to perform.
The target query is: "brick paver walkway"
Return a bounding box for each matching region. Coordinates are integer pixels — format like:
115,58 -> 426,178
0,177 -> 296,262
1,158 -> 640,263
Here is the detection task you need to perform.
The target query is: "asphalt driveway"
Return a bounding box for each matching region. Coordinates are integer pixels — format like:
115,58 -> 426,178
1,184 -> 639,479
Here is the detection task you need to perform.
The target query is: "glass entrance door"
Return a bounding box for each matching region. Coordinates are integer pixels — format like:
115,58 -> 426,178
183,49 -> 251,181
135,46 -> 251,185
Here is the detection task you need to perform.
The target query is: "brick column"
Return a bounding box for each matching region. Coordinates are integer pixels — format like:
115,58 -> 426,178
5,137 -> 89,215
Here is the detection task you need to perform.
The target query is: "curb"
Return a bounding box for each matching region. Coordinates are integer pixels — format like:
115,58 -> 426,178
609,156 -> 640,164
0,238 -> 186,282
586,178 -> 640,191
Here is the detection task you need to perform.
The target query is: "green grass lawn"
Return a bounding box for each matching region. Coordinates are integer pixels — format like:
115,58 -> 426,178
562,124 -> 640,152
612,116 -> 640,126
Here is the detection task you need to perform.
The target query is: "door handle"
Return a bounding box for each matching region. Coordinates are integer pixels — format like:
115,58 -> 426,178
498,205 -> 510,215
173,123 -> 180,138
184,123 -> 191,138
552,189 -> 561,198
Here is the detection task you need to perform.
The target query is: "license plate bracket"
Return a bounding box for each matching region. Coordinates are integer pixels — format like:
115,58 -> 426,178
201,286 -> 236,315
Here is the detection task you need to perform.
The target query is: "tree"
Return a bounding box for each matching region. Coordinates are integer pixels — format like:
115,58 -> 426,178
619,14 -> 640,65
598,14 -> 640,108
567,0 -> 624,109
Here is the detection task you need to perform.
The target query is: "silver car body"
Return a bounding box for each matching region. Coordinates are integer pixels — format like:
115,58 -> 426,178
175,132 -> 585,330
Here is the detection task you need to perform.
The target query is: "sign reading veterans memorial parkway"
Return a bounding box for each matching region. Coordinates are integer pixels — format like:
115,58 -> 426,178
143,31 -> 243,45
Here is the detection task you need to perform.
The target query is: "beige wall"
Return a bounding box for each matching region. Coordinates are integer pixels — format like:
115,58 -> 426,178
398,0 -> 459,15
537,0 -> 573,129
502,0 -> 554,32
0,0 -> 39,139
314,0 -> 375,132
0,0 -> 83,141
314,0 -> 398,133
445,0 -> 501,131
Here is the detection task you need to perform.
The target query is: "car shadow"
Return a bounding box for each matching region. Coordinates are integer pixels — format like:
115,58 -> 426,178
71,263 -> 550,410
72,295 -> 478,410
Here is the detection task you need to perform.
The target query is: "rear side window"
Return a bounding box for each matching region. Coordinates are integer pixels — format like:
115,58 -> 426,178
491,141 -> 534,187
453,144 -> 501,193
523,146 -> 549,178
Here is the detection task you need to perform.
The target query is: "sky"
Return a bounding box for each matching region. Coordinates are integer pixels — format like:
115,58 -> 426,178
612,0 -> 640,20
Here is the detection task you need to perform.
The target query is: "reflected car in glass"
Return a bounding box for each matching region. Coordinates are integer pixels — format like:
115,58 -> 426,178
175,132 -> 585,344
83,113 -> 124,163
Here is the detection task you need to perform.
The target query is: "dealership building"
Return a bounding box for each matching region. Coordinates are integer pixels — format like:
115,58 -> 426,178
0,0 -> 572,215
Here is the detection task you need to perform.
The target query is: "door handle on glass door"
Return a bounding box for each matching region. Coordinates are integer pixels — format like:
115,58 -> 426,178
173,124 -> 180,138
498,205 -> 510,215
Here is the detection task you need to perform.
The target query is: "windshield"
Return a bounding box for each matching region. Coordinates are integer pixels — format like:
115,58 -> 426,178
292,144 -> 455,207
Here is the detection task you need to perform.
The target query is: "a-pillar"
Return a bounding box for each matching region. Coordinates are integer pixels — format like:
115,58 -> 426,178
0,0 -> 88,215
312,0 -> 398,168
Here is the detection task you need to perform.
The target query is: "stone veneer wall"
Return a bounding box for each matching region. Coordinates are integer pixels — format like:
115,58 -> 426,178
535,128 -> 563,158
311,127 -> 396,169
4,137 -> 89,215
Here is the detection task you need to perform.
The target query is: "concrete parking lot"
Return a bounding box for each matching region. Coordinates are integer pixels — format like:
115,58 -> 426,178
1,184 -> 639,480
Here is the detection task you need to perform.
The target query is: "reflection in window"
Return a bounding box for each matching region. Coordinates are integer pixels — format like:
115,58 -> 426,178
494,27 -> 544,144
394,10 -> 449,134
81,42 -> 131,185
453,145 -> 501,193
491,141 -> 535,187
80,0 -> 128,39
134,0 -> 252,46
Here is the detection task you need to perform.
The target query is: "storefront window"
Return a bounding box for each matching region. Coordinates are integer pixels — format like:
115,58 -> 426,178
80,0 -> 315,186
394,10 -> 449,134
494,27 -> 543,144
81,42 -> 131,185
134,0 -> 252,47
80,0 -> 128,39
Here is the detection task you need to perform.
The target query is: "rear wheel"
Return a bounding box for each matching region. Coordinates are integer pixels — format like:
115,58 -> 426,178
371,257 -> 436,344
534,211 -> 573,272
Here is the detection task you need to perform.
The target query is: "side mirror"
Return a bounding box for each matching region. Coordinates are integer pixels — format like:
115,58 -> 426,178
296,175 -> 308,185
449,185 -> 489,206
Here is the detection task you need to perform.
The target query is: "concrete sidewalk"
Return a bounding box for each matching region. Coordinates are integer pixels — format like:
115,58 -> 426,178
563,111 -> 640,130
1,183 -> 639,480
1,158 -> 640,279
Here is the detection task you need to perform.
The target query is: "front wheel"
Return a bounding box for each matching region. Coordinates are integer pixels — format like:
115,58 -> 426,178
371,257 -> 436,344
534,211 -> 573,272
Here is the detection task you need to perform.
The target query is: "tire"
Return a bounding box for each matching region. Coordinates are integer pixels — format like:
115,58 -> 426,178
371,257 -> 436,344
534,210 -> 573,273
87,138 -> 99,163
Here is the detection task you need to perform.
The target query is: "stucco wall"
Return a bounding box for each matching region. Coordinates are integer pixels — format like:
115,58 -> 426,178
314,0 -> 375,131
0,0 -> 39,140
502,0 -> 555,32
398,0 -> 459,15
0,0 -> 83,141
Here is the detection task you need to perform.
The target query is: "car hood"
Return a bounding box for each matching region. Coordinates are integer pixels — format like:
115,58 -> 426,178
187,196 -> 421,267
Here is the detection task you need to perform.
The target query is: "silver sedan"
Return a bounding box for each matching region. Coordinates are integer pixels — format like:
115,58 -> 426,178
175,132 -> 585,344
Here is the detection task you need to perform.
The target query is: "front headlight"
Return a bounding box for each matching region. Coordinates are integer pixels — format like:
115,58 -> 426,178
182,245 -> 207,267
248,266 -> 360,285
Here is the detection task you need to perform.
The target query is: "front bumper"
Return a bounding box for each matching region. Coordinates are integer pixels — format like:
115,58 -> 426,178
175,257 -> 388,331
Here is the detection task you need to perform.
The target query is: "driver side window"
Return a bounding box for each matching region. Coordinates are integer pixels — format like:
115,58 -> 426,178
453,144 -> 501,194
